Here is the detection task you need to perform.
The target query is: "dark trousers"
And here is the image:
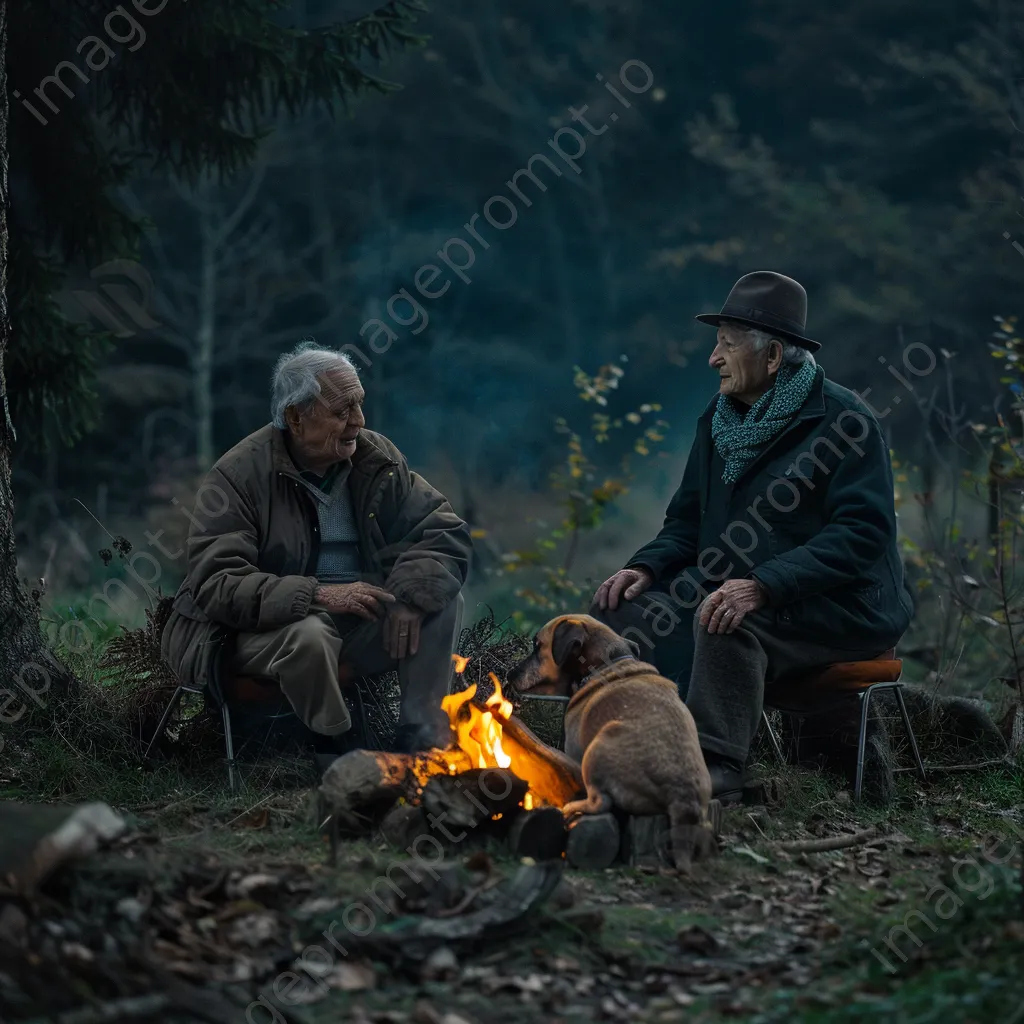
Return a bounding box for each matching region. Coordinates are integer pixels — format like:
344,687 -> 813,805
590,588 -> 887,765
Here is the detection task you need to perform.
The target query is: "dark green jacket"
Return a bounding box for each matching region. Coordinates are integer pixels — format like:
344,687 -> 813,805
626,368 -> 914,651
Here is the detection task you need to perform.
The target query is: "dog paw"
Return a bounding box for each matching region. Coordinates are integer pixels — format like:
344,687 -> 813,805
670,824 -> 718,872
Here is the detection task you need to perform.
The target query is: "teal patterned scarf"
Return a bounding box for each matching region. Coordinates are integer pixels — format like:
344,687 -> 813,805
711,360 -> 820,484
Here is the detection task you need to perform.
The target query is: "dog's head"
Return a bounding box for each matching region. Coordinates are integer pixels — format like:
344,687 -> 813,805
507,614 -> 642,697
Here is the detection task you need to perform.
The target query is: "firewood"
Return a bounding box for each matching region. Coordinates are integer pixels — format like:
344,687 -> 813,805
772,826 -> 879,853
320,749 -> 415,811
565,812 -> 621,870
507,806 -> 568,861
622,814 -> 674,869
379,803 -> 431,851
482,710 -> 584,807
421,768 -> 527,831
319,749 -> 455,834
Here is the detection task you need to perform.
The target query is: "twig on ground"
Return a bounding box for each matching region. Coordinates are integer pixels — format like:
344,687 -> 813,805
220,794 -> 275,829
746,812 -> 769,840
772,827 -> 879,853
922,758 -> 1016,774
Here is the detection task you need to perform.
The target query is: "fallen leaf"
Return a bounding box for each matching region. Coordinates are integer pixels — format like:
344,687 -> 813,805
226,873 -> 279,899
227,912 -> 278,947
328,960 -> 376,991
294,896 -> 341,918
237,808 -> 270,829
412,1001 -> 443,1024
421,946 -> 458,981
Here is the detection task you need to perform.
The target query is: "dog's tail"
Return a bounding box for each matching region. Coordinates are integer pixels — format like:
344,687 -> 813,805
667,797 -> 718,873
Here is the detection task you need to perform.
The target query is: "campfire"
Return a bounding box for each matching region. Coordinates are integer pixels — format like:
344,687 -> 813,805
318,656 -> 584,862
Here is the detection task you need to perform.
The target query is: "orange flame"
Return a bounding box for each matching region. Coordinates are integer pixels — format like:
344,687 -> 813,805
441,677 -> 513,770
411,663 -> 572,810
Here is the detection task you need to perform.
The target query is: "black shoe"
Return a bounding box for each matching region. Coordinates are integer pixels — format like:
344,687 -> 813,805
311,728 -> 358,757
706,755 -> 746,805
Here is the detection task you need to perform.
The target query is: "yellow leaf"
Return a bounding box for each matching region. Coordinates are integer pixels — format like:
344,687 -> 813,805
470,528 -> 488,538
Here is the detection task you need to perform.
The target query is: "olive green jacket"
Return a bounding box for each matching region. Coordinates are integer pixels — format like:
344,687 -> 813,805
160,426 -> 471,695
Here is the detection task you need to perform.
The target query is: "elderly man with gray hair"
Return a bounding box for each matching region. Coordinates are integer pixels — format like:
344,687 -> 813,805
161,340 -> 472,755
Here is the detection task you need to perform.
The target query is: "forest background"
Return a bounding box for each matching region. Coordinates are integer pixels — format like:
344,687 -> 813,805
10,0 -> 1024,712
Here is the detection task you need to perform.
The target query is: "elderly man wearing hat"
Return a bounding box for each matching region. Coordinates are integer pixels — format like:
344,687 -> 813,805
591,271 -> 914,802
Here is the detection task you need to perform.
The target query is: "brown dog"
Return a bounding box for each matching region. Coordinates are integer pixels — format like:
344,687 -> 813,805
507,614 -> 715,870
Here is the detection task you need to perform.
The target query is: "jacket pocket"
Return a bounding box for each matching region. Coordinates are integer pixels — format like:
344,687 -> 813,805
172,588 -> 209,622
758,464 -> 820,557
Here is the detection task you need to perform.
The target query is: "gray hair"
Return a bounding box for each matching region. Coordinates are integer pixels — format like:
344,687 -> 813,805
732,323 -> 815,367
271,340 -> 359,428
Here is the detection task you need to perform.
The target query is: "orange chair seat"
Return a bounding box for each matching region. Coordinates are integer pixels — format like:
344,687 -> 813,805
768,651 -> 902,707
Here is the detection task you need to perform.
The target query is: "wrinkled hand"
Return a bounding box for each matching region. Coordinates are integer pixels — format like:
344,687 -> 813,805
383,602 -> 424,660
315,582 -> 396,621
698,579 -> 767,634
594,567 -> 654,612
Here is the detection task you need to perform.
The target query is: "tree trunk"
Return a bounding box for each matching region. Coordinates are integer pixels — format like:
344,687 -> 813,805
0,1 -> 77,736
194,218 -> 216,471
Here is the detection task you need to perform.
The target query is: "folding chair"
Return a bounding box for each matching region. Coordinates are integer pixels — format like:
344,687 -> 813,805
517,693 -> 570,750
759,647 -> 927,801
143,663 -> 391,793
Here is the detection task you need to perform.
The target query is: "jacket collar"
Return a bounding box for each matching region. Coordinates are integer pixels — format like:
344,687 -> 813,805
271,427 -> 398,482
697,367 -> 826,493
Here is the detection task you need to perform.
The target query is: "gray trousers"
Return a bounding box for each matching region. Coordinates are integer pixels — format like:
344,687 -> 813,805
233,592 -> 464,747
590,590 -> 885,765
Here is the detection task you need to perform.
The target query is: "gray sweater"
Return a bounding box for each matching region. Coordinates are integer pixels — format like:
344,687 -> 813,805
298,461 -> 363,584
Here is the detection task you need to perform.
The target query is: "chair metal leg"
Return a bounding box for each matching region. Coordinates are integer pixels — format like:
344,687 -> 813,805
854,687 -> 874,801
893,685 -> 927,783
221,703 -> 238,794
143,686 -> 184,764
761,709 -> 786,763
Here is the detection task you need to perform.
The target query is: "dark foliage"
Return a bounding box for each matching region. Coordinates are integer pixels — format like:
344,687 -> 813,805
7,0 -> 425,451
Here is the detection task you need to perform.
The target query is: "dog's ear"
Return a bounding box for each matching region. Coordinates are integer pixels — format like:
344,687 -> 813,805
552,619 -> 586,669
625,638 -> 641,659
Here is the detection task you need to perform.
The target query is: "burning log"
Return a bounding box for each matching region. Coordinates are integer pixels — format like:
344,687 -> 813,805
422,768 -> 527,830
319,748 -> 470,835
566,812 -> 621,870
487,710 -> 583,807
319,666 -> 581,863
507,806 -> 568,861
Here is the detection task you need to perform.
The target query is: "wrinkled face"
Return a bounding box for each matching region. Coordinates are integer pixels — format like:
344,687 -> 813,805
286,368 -> 366,472
708,322 -> 782,407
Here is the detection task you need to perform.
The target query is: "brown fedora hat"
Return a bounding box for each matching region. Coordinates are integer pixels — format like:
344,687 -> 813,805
695,271 -> 820,352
